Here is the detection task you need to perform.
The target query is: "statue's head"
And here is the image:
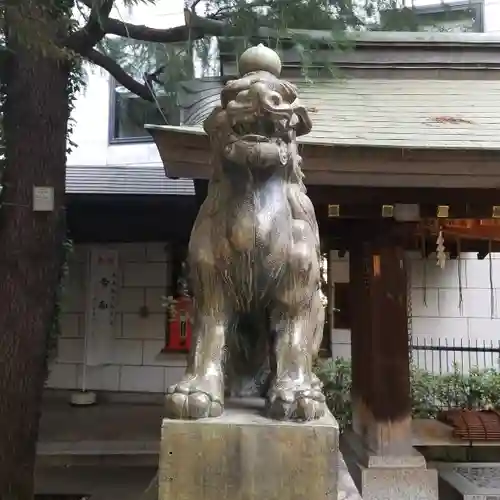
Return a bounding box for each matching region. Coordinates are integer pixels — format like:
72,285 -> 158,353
203,45 -> 312,171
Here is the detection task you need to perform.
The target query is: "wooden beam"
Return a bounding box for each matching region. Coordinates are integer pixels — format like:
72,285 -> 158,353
318,219 -> 500,253
308,186 -> 500,206
314,202 -> 498,219
148,125 -> 500,189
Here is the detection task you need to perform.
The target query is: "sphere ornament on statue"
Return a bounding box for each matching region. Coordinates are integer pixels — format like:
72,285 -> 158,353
164,44 -> 326,421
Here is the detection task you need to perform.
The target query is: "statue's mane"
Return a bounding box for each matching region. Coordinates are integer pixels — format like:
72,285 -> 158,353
200,72 -> 318,242
201,140 -> 318,245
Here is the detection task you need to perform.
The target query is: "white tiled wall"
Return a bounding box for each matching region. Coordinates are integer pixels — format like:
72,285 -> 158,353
330,250 -> 500,373
48,244 -> 500,392
46,242 -> 188,393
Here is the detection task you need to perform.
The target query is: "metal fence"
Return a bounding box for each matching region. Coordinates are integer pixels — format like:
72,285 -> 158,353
409,338 -> 500,414
411,337 -> 500,375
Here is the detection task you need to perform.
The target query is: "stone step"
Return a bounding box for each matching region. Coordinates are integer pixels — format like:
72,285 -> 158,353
35,465 -> 157,500
36,441 -> 159,467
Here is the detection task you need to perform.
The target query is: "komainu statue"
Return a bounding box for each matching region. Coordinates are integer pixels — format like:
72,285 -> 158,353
165,44 -> 326,421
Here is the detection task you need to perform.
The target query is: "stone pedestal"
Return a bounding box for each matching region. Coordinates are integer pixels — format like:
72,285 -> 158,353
159,398 -> 339,500
341,431 -> 438,500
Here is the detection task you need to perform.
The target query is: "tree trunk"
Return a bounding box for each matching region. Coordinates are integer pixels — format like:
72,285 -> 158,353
0,6 -> 70,499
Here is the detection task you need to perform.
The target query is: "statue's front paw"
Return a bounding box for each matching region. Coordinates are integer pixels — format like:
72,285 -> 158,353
266,380 -> 326,421
165,375 -> 223,419
311,372 -> 323,391
294,395 -> 326,421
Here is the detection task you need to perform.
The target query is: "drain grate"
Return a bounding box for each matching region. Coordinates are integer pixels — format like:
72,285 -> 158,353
454,466 -> 500,489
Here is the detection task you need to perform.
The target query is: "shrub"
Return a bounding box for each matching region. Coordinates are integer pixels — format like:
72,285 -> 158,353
314,358 -> 500,432
314,357 -> 352,431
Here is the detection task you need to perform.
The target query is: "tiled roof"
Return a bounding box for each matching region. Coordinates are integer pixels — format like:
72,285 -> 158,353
296,78 -> 500,150
288,30 -> 500,46
65,164 -> 194,195
68,76 -> 500,195
174,78 -> 500,150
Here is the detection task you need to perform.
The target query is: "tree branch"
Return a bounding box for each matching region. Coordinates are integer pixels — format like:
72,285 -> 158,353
187,0 -> 204,15
65,0 -> 114,52
103,9 -> 280,42
103,10 -> 227,42
86,48 -> 154,102
64,1 -> 282,104
103,19 -> 206,44
70,3 -> 275,47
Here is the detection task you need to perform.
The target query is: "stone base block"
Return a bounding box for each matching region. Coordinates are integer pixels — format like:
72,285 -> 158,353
341,431 -> 439,500
159,398 -> 339,500
359,467 -> 438,500
432,461 -> 500,500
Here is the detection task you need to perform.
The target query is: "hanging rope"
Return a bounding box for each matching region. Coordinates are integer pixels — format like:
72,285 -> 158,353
421,233 -> 427,307
457,238 -> 463,314
489,239 -> 495,319
406,253 -> 414,365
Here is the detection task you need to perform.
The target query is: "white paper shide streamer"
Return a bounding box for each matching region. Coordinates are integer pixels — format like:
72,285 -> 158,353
436,229 -> 446,269
83,247 -> 119,368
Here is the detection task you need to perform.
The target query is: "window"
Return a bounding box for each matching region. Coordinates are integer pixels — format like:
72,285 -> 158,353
379,0 -> 484,33
107,40 -> 194,143
111,86 -> 178,142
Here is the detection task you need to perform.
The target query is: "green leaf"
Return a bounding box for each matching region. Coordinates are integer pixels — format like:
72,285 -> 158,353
314,359 -> 500,432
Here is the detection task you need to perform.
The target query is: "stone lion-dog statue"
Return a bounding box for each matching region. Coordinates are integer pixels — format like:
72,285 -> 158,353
165,44 -> 326,421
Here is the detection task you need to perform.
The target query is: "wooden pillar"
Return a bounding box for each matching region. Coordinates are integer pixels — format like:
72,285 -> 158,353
349,222 -> 412,456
